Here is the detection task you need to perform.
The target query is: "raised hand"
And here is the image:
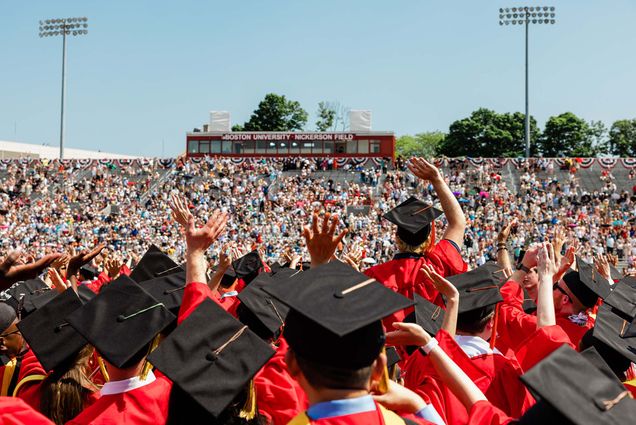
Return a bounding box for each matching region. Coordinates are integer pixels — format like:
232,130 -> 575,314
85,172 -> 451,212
185,209 -> 228,253
48,268 -> 69,293
302,212 -> 348,268
594,254 -> 611,282
67,243 -> 106,278
407,157 -> 443,183
385,322 -> 432,347
537,243 -> 558,280
497,219 -> 517,245
104,257 -> 123,279
342,244 -> 364,272
0,251 -> 63,290
372,380 -> 428,415
421,264 -> 459,336
169,193 -> 193,228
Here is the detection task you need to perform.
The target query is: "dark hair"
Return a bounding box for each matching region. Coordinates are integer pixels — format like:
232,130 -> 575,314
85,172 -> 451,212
457,306 -> 495,334
119,341 -> 152,369
166,383 -> 267,425
294,352 -> 372,390
40,346 -> 98,425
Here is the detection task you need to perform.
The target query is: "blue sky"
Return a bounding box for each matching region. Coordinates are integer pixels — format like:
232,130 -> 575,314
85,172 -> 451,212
1,1 -> 635,156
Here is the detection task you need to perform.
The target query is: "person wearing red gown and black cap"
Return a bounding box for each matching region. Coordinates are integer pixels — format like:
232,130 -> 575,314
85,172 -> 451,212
16,287 -> 99,422
264,258 -> 445,425
364,158 -> 467,331
64,275 -> 176,425
403,263 -> 534,425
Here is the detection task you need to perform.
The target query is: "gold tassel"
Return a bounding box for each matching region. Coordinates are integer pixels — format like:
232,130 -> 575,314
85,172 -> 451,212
140,334 -> 162,380
239,379 -> 257,420
376,347 -> 390,394
97,356 -> 110,383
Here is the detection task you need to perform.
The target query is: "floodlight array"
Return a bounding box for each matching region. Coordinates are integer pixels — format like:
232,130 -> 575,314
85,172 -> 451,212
498,6 -> 556,26
39,17 -> 89,37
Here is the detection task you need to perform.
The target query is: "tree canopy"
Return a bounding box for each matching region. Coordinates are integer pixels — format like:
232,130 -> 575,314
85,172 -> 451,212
396,132 -> 445,158
609,119 -> 636,157
235,93 -> 308,132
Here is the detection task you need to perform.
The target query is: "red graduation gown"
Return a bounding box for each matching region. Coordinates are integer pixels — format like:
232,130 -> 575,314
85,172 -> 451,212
404,330 -> 533,425
65,374 -> 172,425
0,396 -> 54,425
177,281 -> 223,324
254,337 -> 308,425
364,240 -> 466,346
497,279 -> 593,354
466,400 -> 515,425
12,349 -> 46,410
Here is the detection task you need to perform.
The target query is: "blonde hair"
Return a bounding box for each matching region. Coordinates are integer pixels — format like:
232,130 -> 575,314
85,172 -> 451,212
395,222 -> 436,254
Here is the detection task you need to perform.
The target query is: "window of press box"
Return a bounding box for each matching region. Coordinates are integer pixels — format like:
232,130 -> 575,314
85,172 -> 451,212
221,141 -> 232,154
188,140 -> 199,153
357,140 -> 369,154
199,141 -> 211,154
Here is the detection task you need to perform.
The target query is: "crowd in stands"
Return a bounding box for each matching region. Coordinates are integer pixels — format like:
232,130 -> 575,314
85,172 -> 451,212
0,156 -> 636,424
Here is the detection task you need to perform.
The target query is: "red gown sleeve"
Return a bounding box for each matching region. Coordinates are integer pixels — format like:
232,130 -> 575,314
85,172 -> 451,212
254,338 -> 307,425
425,240 -> 467,278
14,350 -> 47,410
496,279 -> 538,355
177,282 -> 221,324
467,400 -> 516,425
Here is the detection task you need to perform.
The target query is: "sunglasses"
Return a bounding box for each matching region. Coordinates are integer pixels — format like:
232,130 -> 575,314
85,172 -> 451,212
553,283 -> 569,297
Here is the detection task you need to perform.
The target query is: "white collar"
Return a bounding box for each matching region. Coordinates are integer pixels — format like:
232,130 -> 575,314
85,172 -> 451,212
100,370 -> 156,396
454,335 -> 502,359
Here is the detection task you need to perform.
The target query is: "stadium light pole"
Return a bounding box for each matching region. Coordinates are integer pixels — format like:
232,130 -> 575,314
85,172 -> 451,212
39,17 -> 89,160
499,6 -> 555,158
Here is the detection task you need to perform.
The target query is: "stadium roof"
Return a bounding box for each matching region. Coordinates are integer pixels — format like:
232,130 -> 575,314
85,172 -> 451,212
0,141 -> 139,159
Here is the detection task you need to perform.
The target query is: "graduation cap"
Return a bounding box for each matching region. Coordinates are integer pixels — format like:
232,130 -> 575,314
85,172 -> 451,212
138,271 -> 186,315
66,275 -> 175,368
386,346 -> 401,369
219,268 -> 238,289
231,251 -> 263,285
520,345 -> 636,425
603,278 -> 636,320
17,289 -> 88,372
592,303 -> 636,364
446,262 -> 504,314
383,196 -> 443,246
407,294 -> 446,337
264,260 -> 413,369
562,257 -> 609,308
79,265 -> 98,280
130,245 -> 182,283
236,273 -> 289,338
580,346 -> 625,386
148,299 -> 275,418
0,302 -> 16,333
6,280 -> 55,318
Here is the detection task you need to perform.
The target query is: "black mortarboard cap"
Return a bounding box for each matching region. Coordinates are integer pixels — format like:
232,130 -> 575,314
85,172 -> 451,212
446,263 -> 503,314
237,273 -> 289,337
592,303 -> 636,364
17,289 -> 87,372
79,265 -> 98,280
130,245 -> 182,283
219,268 -> 238,289
604,278 -> 636,319
148,299 -> 275,418
66,275 -> 175,368
77,285 -> 96,303
138,271 -> 186,315
411,294 -> 446,336
231,251 -> 263,284
383,197 -> 443,246
520,345 -> 636,425
580,346 -> 625,386
6,279 -> 50,317
563,257 -> 609,307
264,260 -> 413,369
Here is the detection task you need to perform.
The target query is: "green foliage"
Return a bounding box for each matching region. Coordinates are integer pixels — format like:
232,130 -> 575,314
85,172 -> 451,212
316,102 -> 336,131
538,112 -> 603,157
609,119 -> 636,157
437,108 -> 537,157
240,93 -> 308,131
396,132 -> 445,158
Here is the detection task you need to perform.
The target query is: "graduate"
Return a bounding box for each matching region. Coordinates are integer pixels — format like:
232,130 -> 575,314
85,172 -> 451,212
260,212 -> 445,425
16,287 -> 99,423
401,262 -> 534,425
497,248 -> 605,354
64,274 -> 176,425
364,158 -> 467,329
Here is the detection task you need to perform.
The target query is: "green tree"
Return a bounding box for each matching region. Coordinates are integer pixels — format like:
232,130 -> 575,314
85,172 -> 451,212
315,102 -> 336,131
539,112 -> 601,157
240,93 -> 308,131
396,132 -> 445,158
437,108 -> 538,157
608,119 -> 636,156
